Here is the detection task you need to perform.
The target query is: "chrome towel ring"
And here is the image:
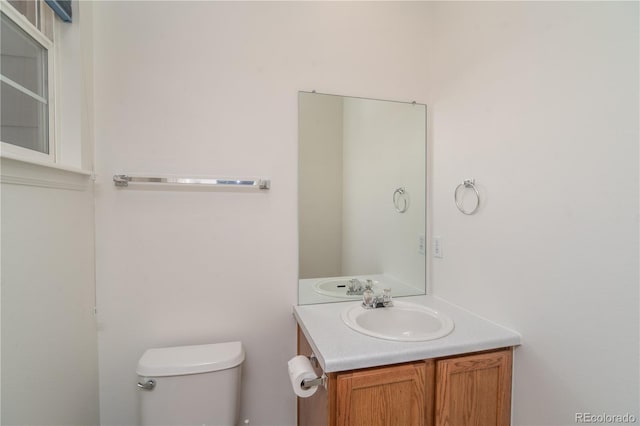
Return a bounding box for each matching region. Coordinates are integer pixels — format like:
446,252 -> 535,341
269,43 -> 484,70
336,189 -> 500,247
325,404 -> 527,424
454,179 -> 480,215
393,187 -> 409,213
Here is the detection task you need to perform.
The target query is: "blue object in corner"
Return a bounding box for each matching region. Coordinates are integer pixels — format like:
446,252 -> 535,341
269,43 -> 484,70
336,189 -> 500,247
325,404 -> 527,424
45,0 -> 72,23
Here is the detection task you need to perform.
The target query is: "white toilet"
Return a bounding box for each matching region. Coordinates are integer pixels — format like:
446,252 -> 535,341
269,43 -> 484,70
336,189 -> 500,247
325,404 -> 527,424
136,341 -> 244,426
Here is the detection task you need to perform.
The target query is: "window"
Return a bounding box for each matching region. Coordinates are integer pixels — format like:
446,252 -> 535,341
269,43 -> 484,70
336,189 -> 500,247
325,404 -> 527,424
1,0 -> 55,163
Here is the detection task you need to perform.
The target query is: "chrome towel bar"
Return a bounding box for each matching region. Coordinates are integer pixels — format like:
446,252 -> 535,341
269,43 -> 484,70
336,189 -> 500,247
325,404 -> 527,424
113,175 -> 270,190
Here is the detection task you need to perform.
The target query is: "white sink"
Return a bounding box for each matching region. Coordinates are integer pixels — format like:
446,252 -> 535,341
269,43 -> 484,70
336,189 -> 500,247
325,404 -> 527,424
341,301 -> 454,342
313,278 -> 378,298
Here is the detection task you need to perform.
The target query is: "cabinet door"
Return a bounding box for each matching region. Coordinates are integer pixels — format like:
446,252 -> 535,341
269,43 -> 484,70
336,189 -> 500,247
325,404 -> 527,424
336,362 -> 429,426
435,348 -> 512,426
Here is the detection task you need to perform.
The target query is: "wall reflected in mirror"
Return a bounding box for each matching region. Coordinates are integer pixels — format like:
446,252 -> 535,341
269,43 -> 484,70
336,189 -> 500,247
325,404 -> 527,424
298,92 -> 427,305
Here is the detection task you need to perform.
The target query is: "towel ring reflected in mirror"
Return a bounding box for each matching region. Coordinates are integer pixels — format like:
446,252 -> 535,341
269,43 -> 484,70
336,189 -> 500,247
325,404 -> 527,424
393,187 -> 409,213
454,179 -> 480,215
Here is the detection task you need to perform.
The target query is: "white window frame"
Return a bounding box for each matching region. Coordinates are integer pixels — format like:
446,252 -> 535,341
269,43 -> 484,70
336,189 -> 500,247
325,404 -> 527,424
0,0 -> 56,164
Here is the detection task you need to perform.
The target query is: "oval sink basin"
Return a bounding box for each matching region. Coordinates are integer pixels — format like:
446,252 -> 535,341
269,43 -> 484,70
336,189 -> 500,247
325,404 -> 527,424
341,301 -> 454,342
313,278 -> 378,298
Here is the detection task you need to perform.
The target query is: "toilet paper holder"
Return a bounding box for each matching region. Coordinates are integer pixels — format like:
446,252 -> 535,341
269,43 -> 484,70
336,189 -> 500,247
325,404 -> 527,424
301,375 -> 325,390
301,354 -> 326,390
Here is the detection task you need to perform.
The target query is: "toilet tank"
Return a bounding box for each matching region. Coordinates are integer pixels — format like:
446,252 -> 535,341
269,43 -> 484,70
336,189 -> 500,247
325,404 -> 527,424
136,342 -> 244,426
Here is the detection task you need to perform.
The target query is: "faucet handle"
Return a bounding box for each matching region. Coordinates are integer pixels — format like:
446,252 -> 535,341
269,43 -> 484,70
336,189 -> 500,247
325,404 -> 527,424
362,288 -> 374,308
365,279 -> 374,290
348,278 -> 360,290
382,288 -> 393,307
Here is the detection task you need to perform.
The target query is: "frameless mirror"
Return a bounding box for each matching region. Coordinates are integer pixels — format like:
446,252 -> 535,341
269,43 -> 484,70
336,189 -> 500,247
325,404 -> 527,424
298,92 -> 427,305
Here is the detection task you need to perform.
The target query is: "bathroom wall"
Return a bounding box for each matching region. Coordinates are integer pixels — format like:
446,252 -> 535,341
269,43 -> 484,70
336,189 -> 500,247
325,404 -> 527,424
0,167 -> 97,425
91,2 -> 433,425
428,2 -> 639,425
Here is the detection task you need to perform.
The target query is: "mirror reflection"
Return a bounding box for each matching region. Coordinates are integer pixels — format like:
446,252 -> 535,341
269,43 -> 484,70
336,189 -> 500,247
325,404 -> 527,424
298,92 -> 426,305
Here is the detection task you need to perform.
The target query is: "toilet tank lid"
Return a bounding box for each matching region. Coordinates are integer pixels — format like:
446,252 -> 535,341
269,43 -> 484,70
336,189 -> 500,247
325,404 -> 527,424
136,341 -> 245,377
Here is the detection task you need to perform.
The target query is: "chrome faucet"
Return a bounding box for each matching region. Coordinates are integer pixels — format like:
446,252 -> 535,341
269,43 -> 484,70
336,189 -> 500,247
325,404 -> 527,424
346,278 -> 374,295
362,288 -> 393,309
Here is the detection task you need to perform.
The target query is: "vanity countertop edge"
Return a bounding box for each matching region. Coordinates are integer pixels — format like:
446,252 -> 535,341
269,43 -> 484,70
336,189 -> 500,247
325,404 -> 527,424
293,294 -> 521,373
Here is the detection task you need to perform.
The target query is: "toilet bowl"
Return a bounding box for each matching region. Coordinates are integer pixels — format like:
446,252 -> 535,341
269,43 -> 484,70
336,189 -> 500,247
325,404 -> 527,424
136,341 -> 244,426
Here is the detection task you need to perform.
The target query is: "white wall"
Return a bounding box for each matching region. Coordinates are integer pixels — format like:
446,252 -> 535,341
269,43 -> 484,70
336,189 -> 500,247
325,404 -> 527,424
91,2 -> 433,425
0,165 -> 98,426
55,0 -> 84,168
428,2 -> 639,425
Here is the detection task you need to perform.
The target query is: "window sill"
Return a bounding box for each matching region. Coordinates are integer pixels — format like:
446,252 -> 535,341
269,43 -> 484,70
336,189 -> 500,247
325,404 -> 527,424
1,153 -> 94,191
1,152 -> 93,175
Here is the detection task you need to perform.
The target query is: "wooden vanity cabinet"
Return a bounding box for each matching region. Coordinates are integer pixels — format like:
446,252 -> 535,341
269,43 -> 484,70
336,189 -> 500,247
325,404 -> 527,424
297,328 -> 513,426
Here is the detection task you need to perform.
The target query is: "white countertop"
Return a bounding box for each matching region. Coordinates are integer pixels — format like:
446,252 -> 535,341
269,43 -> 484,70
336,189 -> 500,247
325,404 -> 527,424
293,294 -> 521,373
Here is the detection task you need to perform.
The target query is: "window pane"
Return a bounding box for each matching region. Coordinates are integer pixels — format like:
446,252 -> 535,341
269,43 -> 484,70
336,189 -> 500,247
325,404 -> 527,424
1,80 -> 48,154
7,1 -> 37,27
1,12 -> 47,97
39,2 -> 54,40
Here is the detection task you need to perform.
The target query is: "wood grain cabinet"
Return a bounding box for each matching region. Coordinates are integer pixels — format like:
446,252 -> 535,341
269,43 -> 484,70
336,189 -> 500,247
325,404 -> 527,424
336,361 -> 432,426
298,328 -> 513,426
434,349 -> 512,426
